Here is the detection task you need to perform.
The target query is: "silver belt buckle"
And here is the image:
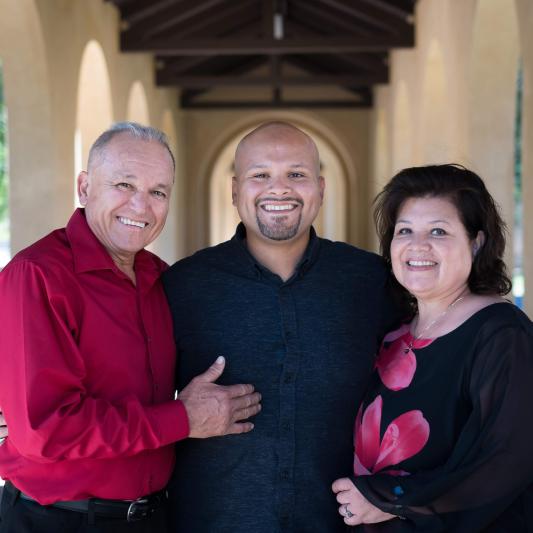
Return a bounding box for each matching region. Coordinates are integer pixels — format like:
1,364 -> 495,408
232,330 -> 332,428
126,497 -> 149,522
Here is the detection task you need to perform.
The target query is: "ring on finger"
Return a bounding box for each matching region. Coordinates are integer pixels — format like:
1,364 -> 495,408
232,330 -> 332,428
343,504 -> 354,518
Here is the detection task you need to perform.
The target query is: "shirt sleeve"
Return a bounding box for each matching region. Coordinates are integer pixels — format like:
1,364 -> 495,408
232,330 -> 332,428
0,260 -> 189,463
353,322 -> 533,531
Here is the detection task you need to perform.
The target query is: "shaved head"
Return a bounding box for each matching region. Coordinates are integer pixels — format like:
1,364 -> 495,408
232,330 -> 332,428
231,120 -> 325,249
234,121 -> 320,177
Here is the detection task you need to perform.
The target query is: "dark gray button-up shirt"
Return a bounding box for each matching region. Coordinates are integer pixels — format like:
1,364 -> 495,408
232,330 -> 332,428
163,224 -> 397,533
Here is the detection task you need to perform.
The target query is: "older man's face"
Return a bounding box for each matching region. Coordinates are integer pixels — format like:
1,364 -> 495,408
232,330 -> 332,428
77,134 -> 174,267
232,127 -> 324,245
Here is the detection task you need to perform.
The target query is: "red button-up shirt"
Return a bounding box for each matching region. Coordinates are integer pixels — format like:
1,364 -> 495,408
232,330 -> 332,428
0,209 -> 189,504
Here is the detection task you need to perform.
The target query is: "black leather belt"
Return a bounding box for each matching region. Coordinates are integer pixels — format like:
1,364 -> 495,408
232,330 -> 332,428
5,481 -> 165,522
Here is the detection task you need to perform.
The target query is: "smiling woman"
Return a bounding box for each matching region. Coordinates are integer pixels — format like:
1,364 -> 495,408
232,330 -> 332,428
332,164 -> 533,532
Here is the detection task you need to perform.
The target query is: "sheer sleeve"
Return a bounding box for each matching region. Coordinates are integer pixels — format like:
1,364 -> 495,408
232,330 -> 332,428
353,320 -> 533,531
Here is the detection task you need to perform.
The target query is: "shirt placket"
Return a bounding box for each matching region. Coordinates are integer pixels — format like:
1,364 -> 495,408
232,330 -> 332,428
277,283 -> 299,531
135,283 -> 156,494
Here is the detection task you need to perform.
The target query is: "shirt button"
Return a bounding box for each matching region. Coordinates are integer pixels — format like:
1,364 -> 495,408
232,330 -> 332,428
282,421 -> 291,432
280,468 -> 290,480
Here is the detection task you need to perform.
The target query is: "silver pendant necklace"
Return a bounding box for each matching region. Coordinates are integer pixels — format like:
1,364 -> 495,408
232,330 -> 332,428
404,294 -> 466,354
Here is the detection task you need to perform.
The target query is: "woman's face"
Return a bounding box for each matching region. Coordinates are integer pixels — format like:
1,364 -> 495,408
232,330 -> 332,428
390,196 -> 477,303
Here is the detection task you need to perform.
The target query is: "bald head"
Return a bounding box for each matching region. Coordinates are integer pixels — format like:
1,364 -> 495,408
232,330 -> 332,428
234,122 -> 320,177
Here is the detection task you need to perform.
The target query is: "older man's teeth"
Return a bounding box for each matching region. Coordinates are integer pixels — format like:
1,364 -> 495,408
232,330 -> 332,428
262,204 -> 297,211
408,260 -> 436,266
118,217 -> 147,228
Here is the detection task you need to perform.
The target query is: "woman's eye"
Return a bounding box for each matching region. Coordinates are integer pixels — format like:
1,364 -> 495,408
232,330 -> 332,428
431,228 -> 446,236
396,227 -> 411,235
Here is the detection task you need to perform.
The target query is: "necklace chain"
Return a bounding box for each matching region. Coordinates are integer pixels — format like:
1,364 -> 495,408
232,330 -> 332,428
405,294 -> 466,353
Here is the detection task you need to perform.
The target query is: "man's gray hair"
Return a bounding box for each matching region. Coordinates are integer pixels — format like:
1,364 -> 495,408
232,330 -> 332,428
88,121 -> 176,170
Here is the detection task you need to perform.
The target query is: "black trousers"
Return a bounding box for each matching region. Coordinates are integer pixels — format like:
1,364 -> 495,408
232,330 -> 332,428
0,484 -> 169,533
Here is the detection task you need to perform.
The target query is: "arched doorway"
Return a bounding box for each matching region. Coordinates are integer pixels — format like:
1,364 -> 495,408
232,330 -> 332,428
208,123 -> 348,247
75,40 -> 113,204
126,81 -> 150,125
148,109 -> 183,263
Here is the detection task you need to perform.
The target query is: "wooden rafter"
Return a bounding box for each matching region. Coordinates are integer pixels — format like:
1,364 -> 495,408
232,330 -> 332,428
106,0 -> 417,109
121,35 -> 414,55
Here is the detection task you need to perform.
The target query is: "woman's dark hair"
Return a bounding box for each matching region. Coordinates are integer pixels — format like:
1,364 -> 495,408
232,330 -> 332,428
374,164 -> 512,297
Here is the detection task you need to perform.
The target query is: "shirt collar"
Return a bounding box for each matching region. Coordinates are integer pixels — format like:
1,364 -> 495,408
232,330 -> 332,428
231,222 -> 320,280
66,208 -> 164,288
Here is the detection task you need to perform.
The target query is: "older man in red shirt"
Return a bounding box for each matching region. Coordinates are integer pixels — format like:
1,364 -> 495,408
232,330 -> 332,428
0,122 -> 261,533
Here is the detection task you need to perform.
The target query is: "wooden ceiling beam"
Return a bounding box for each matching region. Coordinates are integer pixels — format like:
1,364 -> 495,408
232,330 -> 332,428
290,0 -> 373,37
170,0 -> 258,40
125,0 -> 228,41
360,0 -> 415,21
180,99 -> 372,109
316,0 -> 413,34
157,72 -> 388,87
121,34 -> 414,55
113,0 -> 180,26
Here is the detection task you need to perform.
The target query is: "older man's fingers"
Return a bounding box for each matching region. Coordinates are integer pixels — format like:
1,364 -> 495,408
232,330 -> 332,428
225,383 -> 256,398
233,403 -> 262,423
225,421 -> 255,435
231,391 -> 262,410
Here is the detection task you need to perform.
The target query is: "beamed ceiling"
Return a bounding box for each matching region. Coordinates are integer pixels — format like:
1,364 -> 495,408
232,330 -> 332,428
105,0 -> 417,109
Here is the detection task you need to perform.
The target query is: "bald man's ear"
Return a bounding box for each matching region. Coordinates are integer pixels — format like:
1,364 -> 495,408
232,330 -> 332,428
318,176 -> 325,205
77,171 -> 89,206
231,176 -> 238,206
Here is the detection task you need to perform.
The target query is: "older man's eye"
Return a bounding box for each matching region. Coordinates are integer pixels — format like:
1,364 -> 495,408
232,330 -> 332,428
117,182 -> 133,190
152,190 -> 167,198
289,172 -> 305,178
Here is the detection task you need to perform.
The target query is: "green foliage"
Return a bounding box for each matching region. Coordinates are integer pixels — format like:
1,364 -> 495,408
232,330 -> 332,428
0,62 -> 7,223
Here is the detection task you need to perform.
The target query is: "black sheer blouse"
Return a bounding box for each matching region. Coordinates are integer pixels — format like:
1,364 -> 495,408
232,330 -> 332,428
352,303 -> 533,532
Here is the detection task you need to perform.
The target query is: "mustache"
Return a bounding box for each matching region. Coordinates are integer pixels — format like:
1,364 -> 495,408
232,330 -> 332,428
255,197 -> 304,207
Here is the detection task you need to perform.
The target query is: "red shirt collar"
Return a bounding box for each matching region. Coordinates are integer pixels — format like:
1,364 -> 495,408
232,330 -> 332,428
65,208 -> 165,289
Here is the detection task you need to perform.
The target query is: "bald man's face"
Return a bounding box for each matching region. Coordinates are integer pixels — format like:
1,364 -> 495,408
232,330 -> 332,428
232,128 -> 324,245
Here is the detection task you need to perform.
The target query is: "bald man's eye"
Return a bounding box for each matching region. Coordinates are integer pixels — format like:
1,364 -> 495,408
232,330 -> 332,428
289,172 -> 305,178
251,173 -> 268,179
116,182 -> 134,191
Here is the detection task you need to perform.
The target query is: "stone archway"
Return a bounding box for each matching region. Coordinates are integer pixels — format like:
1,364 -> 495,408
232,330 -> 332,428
75,39 -> 113,205
126,81 -> 150,125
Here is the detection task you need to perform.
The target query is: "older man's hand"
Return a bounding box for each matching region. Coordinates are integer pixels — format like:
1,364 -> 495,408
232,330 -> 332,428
178,356 -> 262,438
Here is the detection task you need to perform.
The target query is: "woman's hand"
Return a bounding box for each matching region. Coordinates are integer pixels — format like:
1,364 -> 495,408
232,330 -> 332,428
332,477 -> 396,526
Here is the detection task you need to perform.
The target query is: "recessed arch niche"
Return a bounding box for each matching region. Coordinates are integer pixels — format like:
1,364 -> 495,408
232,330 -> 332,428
74,40 -> 113,204
208,124 -> 348,247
